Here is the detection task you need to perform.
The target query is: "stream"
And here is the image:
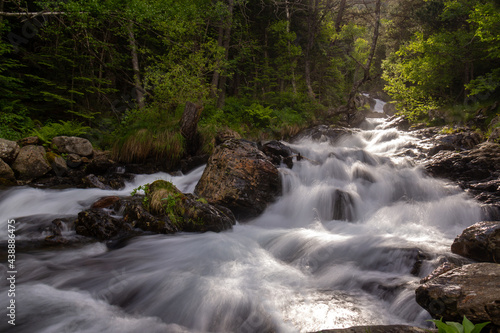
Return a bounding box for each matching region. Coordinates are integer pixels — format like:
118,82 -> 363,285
0,114 -> 482,332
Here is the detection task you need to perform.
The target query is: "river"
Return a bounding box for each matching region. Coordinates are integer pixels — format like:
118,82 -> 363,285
0,116 -> 482,332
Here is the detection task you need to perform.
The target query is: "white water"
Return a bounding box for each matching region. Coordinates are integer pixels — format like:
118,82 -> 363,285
0,118 -> 482,332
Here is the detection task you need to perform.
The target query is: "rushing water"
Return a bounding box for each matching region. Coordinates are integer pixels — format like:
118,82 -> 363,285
0,117 -> 482,333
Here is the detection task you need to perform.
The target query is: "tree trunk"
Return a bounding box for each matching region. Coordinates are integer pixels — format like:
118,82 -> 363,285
180,102 -> 204,156
285,0 -> 297,95
210,25 -> 224,99
346,0 -> 381,123
216,0 -> 234,109
127,21 -> 145,109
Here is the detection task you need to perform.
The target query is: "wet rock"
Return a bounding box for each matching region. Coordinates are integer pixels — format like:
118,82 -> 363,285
0,158 -> 16,182
11,145 -> 52,181
261,140 -> 295,168
180,154 -> 209,174
75,209 -> 130,240
46,152 -> 68,177
194,139 -> 281,221
85,151 -> 116,175
82,174 -> 108,190
52,136 -> 93,157
332,189 -> 356,221
147,180 -> 235,232
292,125 -> 352,144
17,136 -> 40,146
312,325 -> 431,333
451,221 -> 500,263
383,102 -> 397,117
416,263 -> 500,325
215,128 -> 241,146
66,153 -> 82,168
120,196 -> 178,234
420,262 -> 459,284
434,131 -> 483,150
91,196 -> 121,209
0,138 -> 20,163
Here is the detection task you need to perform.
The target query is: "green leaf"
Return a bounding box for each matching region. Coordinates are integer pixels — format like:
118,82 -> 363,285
470,321 -> 490,333
462,316 -> 475,333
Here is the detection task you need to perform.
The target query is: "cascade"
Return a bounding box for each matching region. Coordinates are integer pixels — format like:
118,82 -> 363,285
0,116 -> 482,333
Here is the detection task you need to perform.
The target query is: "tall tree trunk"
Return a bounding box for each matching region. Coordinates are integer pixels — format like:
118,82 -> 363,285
346,0 -> 381,123
335,0 -> 347,33
216,0 -> 234,109
127,21 -> 145,109
285,0 -> 297,95
304,0 -> 319,99
210,25 -> 224,99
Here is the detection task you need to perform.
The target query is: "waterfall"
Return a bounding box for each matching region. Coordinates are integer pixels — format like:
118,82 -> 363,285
0,117 -> 482,333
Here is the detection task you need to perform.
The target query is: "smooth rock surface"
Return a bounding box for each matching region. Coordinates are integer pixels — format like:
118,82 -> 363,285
0,138 -> 20,163
11,145 -> 52,180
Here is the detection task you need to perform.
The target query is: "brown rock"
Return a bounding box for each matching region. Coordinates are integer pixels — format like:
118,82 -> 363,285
52,136 -> 93,157
194,139 -> 281,220
11,145 -> 52,180
0,158 -> 16,181
17,136 -> 40,146
0,138 -> 20,163
416,263 -> 500,325
215,128 -> 241,146
91,196 -> 121,209
451,221 -> 500,263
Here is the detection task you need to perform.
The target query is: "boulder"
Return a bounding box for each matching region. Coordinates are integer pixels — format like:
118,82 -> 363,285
261,140 -> 294,168
451,221 -> 500,263
82,174 -> 108,190
17,136 -> 40,146
416,263 -> 500,325
0,158 -> 16,182
292,125 -> 352,144
120,196 -> 178,234
147,180 -> 235,232
215,128 -> 241,146
332,189 -> 356,221
75,209 -> 130,240
383,102 -> 397,117
66,153 -> 83,168
52,136 -> 93,157
91,196 -> 121,209
0,138 -> 20,163
194,139 -> 281,220
84,151 -> 116,175
312,325 -> 430,333
11,145 -> 52,180
489,127 -> 500,144
46,152 -> 68,177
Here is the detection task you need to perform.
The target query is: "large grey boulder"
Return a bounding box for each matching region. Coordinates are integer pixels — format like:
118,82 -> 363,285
0,138 -> 20,163
451,221 -> 500,263
194,139 -> 281,221
52,136 -> 93,157
11,145 -> 52,180
416,263 -> 500,326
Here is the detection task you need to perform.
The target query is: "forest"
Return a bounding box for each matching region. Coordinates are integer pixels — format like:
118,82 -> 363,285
1,0 -> 499,167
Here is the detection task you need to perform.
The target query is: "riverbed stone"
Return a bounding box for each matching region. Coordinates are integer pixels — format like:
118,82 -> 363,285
66,153 -> 82,168
75,209 -> 130,240
0,158 -> 16,182
46,152 -> 68,177
451,221 -> 500,263
416,263 -> 500,325
194,139 -> 281,220
11,145 -> 52,180
147,180 -> 235,232
312,325 -> 431,333
52,136 -> 93,157
0,138 -> 20,163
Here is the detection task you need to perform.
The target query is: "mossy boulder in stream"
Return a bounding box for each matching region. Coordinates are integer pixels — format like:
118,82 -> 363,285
145,180 -> 235,232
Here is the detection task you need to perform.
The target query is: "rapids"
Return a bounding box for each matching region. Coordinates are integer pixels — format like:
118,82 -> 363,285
0,117 -> 482,333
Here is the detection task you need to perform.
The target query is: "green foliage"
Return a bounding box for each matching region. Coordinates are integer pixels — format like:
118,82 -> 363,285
131,184 -> 150,209
161,192 -> 183,226
31,120 -> 91,144
428,316 -> 490,333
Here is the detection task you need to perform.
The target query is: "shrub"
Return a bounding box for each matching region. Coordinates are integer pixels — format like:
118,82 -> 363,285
429,316 -> 490,333
31,120 -> 90,144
